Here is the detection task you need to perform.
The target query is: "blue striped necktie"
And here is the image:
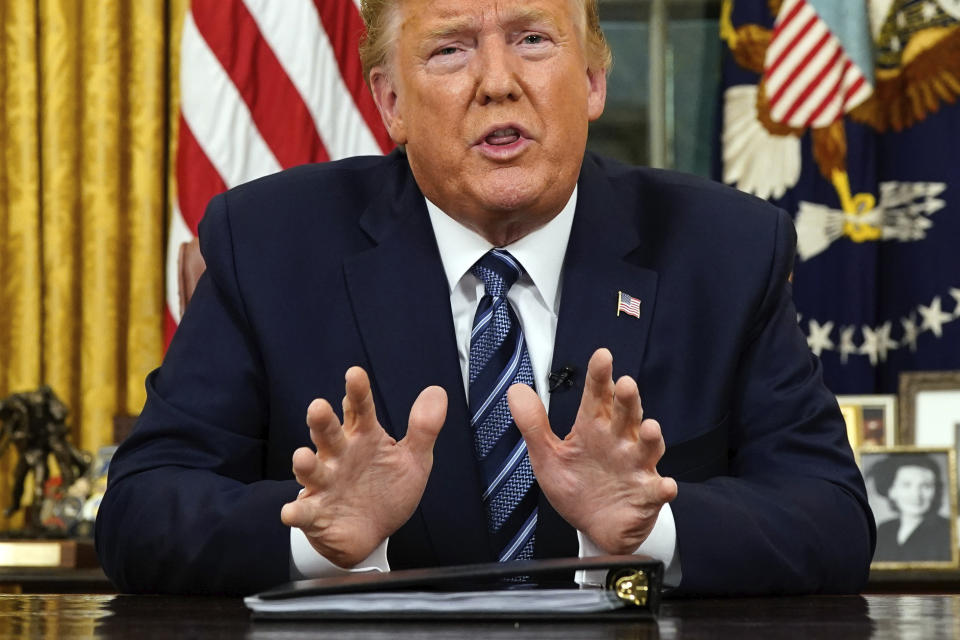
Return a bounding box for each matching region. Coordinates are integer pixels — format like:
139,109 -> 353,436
468,249 -> 538,562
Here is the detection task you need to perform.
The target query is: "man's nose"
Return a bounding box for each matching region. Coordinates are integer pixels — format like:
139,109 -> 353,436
474,41 -> 523,104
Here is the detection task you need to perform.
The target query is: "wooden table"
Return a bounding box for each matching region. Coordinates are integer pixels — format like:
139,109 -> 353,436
0,568 -> 112,594
3,593 -> 960,639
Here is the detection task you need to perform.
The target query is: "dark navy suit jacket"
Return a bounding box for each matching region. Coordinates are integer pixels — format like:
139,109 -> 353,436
96,151 -> 875,595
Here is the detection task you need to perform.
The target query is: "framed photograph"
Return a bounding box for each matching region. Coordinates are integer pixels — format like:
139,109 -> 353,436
860,447 -> 959,570
837,394 -> 897,448
899,371 -> 960,445
838,404 -> 862,451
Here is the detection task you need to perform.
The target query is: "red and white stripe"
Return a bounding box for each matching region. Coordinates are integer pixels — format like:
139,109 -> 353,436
166,0 -> 392,343
762,0 -> 872,129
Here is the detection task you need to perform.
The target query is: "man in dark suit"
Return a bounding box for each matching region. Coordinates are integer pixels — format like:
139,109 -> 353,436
95,0 -> 875,595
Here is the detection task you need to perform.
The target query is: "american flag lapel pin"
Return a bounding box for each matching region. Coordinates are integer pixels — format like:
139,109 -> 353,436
617,291 -> 642,318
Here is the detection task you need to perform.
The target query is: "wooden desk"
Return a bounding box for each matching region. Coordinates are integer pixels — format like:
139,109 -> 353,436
0,568 -> 113,594
868,568 -> 960,593
2,594 -> 958,639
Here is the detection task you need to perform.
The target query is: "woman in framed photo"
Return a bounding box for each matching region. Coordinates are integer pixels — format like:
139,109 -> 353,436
870,453 -> 952,563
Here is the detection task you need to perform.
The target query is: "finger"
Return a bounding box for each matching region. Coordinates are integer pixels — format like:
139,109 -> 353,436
575,348 -> 615,423
343,366 -> 378,433
611,375 -> 643,440
306,398 -> 346,457
281,497 -> 315,530
403,385 -> 448,459
659,476 -> 679,503
508,383 -> 558,467
637,418 -> 666,467
291,446 -> 325,489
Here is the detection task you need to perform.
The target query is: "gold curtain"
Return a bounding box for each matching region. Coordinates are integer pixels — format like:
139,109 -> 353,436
0,0 -> 187,526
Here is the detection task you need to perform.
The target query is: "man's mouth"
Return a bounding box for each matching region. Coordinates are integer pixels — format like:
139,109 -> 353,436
474,124 -> 531,159
484,128 -> 522,146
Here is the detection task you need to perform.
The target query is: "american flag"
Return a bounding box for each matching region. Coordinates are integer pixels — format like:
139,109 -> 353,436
762,0 -> 873,129
165,0 -> 393,342
617,291 -> 641,318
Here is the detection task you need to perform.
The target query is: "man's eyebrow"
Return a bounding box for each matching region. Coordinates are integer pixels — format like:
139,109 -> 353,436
497,7 -> 561,32
419,8 -> 562,42
421,17 -> 481,42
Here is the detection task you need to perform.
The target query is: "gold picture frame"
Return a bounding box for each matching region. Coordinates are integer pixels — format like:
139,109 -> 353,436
899,371 -> 960,445
860,446 -> 959,571
837,394 -> 897,448
838,404 -> 862,451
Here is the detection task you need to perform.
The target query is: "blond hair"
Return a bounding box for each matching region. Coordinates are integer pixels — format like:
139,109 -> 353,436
358,0 -> 612,85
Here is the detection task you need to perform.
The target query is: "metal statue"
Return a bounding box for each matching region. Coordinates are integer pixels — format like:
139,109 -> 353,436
0,386 -> 91,533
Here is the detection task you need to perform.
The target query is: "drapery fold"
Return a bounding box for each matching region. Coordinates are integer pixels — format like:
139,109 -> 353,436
1,0 -> 188,525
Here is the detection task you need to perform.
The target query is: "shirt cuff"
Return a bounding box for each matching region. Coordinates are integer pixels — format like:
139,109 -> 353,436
289,526 -> 391,580
574,502 -> 681,588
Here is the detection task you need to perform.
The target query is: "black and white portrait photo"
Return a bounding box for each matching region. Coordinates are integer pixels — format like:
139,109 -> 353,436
861,449 -> 959,569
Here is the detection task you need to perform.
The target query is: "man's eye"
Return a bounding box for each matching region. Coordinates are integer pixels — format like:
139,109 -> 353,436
522,34 -> 544,45
436,46 -> 459,56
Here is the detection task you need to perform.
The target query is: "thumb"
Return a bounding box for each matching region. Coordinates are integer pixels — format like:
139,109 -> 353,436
507,383 -> 556,461
403,385 -> 447,458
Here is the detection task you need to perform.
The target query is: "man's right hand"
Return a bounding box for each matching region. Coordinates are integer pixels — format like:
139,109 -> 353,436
280,366 -> 447,568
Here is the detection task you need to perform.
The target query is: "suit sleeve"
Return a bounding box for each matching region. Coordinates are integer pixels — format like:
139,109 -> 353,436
95,193 -> 300,595
670,209 -> 876,595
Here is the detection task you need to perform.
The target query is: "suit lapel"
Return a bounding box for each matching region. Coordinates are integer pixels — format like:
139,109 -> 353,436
537,155 -> 660,558
343,153 -> 660,562
343,156 -> 492,565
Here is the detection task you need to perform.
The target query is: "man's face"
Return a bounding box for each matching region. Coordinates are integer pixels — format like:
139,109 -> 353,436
370,0 -> 606,244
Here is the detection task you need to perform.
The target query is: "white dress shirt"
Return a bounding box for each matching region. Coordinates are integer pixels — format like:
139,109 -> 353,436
291,189 -> 680,586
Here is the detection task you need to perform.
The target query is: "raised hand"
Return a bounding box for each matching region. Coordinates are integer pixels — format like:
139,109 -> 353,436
507,348 -> 677,554
280,366 -> 447,568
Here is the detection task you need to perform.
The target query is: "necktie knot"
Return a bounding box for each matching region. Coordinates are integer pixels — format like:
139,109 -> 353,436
470,249 -> 521,298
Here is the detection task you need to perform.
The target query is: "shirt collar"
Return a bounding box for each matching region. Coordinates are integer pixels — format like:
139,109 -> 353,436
425,187 -> 577,311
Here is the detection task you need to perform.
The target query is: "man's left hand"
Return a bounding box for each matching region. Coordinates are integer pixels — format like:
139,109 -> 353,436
507,348 -> 678,555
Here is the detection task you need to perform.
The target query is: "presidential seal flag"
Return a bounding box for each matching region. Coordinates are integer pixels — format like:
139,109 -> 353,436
718,0 -> 960,393
166,0 -> 393,343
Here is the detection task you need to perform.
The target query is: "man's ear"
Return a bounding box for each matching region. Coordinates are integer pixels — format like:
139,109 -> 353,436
586,66 -> 607,122
369,66 -> 407,145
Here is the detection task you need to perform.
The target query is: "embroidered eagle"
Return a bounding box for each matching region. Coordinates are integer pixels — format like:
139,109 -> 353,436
721,0 -> 960,247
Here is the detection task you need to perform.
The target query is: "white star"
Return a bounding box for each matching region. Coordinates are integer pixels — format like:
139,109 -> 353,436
877,322 -> 897,362
919,296 -> 953,337
860,325 -> 880,366
890,35 -> 901,52
950,288 -> 960,318
901,313 -> 919,352
839,326 -> 858,364
859,324 -> 896,365
807,319 -> 834,356
922,1 -> 938,21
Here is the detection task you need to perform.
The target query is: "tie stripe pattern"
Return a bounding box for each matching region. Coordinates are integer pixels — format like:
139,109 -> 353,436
469,249 -> 539,562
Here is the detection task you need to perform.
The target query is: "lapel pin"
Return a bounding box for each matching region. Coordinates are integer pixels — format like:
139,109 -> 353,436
617,291 -> 642,318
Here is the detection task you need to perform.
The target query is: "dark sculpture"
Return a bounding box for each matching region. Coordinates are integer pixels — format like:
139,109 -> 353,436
0,386 -> 91,534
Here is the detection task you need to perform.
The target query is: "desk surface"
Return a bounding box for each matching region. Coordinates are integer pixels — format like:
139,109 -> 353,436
2,593 -> 958,639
